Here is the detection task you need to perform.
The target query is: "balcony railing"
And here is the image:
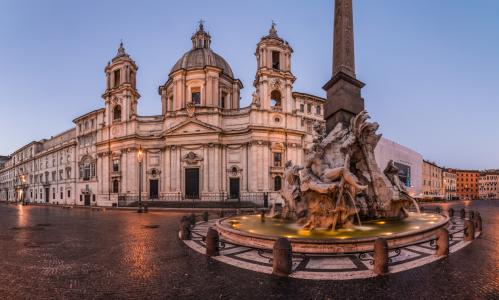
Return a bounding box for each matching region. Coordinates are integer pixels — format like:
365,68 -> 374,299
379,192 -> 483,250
271,106 -> 283,112
81,187 -> 92,194
271,166 -> 285,173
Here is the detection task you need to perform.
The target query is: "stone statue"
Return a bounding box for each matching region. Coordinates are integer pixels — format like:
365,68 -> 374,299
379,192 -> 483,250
274,110 -> 419,230
383,159 -> 406,192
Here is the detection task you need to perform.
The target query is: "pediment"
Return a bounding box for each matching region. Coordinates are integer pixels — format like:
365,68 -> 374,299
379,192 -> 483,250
164,119 -> 222,136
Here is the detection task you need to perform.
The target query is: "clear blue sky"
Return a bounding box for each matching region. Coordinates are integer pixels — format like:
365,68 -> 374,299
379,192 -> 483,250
0,0 -> 498,170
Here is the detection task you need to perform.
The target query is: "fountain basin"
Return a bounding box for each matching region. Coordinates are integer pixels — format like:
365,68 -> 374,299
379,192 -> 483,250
216,212 -> 450,253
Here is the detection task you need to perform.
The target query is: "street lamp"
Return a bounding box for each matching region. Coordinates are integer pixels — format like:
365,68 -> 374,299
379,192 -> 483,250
21,174 -> 27,206
137,148 -> 143,213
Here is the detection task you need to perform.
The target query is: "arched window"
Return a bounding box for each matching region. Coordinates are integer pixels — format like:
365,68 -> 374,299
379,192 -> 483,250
113,180 -> 119,193
272,51 -> 280,70
271,90 -> 281,107
274,176 -> 282,191
113,105 -> 122,120
114,69 -> 121,87
83,159 -> 90,180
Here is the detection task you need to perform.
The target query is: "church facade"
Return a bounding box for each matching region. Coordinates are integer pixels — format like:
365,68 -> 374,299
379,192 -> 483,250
0,24 -> 325,206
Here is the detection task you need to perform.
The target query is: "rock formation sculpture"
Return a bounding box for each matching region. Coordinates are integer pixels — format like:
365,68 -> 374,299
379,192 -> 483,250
274,110 -> 418,230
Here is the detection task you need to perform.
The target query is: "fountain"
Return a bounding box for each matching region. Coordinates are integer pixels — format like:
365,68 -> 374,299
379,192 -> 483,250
217,111 -> 449,252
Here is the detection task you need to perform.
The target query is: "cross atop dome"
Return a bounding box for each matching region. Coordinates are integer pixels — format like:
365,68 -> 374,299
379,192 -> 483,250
192,20 -> 211,49
268,20 -> 278,38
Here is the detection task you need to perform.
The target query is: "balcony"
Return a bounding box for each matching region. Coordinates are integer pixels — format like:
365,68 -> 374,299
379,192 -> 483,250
111,171 -> 122,178
42,181 -> 50,186
81,187 -> 92,194
271,106 -> 283,112
270,166 -> 285,173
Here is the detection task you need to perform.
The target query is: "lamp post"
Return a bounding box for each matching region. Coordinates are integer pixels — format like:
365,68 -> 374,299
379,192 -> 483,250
21,174 -> 26,206
137,148 -> 143,213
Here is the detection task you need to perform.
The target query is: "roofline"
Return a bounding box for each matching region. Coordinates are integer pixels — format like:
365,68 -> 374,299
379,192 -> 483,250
72,108 -> 106,123
292,91 -> 326,102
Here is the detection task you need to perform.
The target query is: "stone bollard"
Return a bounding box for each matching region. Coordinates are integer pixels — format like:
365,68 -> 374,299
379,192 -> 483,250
188,213 -> 196,227
206,228 -> 220,256
181,221 -> 191,240
463,220 -> 475,241
202,211 -> 209,222
373,237 -> 389,275
237,209 -> 242,215
474,215 -> 482,232
435,228 -> 449,256
143,204 -> 148,213
179,216 -> 188,229
448,208 -> 454,217
460,208 -> 466,219
219,210 -> 225,218
273,238 -> 293,276
435,207 -> 441,213
469,210 -> 474,220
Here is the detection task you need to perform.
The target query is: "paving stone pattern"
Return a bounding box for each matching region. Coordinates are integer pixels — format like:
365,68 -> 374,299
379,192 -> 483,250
0,201 -> 497,299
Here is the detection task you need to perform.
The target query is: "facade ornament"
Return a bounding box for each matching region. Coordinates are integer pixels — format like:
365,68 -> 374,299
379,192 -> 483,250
270,78 -> 282,90
186,101 -> 196,118
181,151 -> 203,165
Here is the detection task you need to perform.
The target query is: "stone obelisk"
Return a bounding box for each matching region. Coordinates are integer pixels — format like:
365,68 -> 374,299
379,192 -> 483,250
323,0 -> 365,132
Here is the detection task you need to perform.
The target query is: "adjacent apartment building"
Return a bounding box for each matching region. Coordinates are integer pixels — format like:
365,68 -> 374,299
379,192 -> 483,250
442,168 -> 457,200
452,169 -> 480,199
479,170 -> 499,199
422,160 -> 443,197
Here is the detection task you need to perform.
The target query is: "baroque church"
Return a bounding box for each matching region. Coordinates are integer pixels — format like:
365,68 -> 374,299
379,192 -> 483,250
0,23 -> 325,206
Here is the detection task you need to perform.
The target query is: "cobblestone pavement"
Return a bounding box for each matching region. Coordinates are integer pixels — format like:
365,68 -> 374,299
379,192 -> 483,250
0,201 -> 497,299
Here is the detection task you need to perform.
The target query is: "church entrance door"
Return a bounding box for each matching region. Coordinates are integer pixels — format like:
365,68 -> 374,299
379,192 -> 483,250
230,178 -> 240,199
45,188 -> 49,203
185,169 -> 199,199
150,180 -> 158,199
84,195 -> 90,206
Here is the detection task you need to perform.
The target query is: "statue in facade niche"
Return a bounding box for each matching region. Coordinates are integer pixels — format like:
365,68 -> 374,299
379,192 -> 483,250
275,110 -> 419,230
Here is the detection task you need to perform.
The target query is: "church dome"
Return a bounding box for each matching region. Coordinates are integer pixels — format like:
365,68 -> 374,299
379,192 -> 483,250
170,48 -> 234,78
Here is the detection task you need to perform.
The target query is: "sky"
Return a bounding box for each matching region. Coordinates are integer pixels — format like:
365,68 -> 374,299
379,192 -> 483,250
0,0 -> 498,170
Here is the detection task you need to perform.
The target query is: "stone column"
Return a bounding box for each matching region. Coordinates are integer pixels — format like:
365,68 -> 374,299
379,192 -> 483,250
213,78 -> 219,107
207,77 -> 212,106
173,81 -> 178,111
222,145 -> 227,192
251,142 -> 257,191
122,150 -> 128,193
257,143 -> 263,190
203,145 -> 208,192
110,72 -> 115,89
177,147 -> 182,192
242,143 -> 248,192
263,142 -> 269,191
267,49 -> 272,69
262,48 -> 266,68
165,147 -> 171,193
200,85 -> 205,106
286,83 -> 293,113
106,72 -> 110,90
214,145 -> 219,192
187,86 -> 192,103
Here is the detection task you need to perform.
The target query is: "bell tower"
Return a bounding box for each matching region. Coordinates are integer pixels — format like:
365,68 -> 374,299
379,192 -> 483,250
102,42 -> 140,127
253,23 -> 296,113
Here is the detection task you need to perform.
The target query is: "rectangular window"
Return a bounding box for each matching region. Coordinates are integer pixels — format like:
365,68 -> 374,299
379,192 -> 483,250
307,121 -> 312,133
68,190 -> 71,198
67,156 -> 70,163
60,192 -> 63,199
113,160 -> 119,172
113,180 -> 119,193
60,172 -> 63,180
52,173 -> 55,181
316,106 -> 321,114
79,124 -> 82,132
92,135 -> 95,144
91,164 -> 96,177
67,170 -> 71,179
274,153 -> 282,167
79,166 -> 83,178
300,104 -> 304,112
91,119 -> 95,127
192,92 -> 201,105
79,139 -> 82,148
307,104 -> 311,112
84,136 -> 90,147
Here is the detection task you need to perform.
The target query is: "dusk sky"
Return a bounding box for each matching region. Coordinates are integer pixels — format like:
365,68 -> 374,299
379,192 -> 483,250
0,0 -> 498,170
